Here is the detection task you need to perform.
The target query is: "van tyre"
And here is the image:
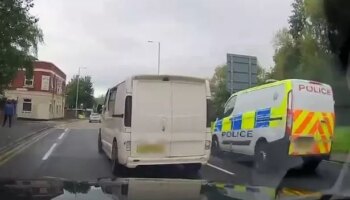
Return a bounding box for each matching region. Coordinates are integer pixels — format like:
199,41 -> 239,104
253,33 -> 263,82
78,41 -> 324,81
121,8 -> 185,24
211,136 -> 221,156
184,164 -> 201,174
254,140 -> 271,173
98,131 -> 103,153
111,140 -> 127,176
302,157 -> 323,172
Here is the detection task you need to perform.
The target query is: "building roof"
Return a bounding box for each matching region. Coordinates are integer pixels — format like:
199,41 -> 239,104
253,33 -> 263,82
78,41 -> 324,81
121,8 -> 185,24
34,61 -> 66,79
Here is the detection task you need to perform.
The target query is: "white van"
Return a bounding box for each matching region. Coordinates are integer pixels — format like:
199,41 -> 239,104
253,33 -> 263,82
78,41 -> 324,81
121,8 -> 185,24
212,79 -> 335,172
99,75 -> 212,174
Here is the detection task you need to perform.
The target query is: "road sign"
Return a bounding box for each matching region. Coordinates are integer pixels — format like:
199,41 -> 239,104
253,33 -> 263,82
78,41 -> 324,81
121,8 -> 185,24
227,54 -> 258,93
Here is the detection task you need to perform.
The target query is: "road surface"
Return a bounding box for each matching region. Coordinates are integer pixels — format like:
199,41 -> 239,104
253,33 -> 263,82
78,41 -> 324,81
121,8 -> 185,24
0,120 -> 348,191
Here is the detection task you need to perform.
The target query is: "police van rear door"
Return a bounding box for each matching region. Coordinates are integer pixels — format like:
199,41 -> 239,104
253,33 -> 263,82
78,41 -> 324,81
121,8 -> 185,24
289,80 -> 335,156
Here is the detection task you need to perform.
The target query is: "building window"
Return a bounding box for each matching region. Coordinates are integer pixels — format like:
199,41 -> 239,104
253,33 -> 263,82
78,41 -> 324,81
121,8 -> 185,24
24,77 -> 34,87
23,99 -> 32,112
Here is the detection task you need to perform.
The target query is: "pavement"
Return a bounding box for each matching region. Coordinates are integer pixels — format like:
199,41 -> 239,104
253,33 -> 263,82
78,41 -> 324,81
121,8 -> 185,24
0,119 -> 54,150
0,118 -> 78,150
0,120 -> 348,193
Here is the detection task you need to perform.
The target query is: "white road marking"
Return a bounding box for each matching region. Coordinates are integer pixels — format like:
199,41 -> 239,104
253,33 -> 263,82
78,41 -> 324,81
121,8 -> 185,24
207,163 -> 235,175
58,129 -> 69,140
42,143 -> 57,160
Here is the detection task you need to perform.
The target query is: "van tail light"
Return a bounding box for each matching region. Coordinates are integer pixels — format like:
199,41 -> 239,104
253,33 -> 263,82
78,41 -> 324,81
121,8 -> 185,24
205,140 -> 211,150
286,91 -> 293,135
125,141 -> 131,151
124,96 -> 132,127
206,99 -> 214,128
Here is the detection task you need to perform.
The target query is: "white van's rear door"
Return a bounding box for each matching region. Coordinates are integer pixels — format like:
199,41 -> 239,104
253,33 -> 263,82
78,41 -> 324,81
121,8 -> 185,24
170,80 -> 207,157
131,79 -> 171,158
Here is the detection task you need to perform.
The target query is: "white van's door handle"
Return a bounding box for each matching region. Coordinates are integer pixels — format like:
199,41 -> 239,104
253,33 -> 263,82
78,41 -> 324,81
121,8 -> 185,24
161,117 -> 166,132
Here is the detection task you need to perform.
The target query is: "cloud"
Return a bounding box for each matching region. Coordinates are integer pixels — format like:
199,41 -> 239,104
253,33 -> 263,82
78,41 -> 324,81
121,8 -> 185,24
32,0 -> 293,96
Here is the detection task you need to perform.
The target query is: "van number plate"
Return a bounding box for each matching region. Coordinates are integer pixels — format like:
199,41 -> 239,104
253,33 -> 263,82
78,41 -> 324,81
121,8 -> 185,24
137,144 -> 165,153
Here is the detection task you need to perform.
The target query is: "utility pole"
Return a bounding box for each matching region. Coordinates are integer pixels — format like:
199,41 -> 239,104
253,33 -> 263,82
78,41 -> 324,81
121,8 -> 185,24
148,40 -> 161,75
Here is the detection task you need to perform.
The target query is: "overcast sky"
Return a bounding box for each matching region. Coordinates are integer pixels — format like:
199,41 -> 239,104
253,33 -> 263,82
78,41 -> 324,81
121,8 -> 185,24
32,0 -> 293,97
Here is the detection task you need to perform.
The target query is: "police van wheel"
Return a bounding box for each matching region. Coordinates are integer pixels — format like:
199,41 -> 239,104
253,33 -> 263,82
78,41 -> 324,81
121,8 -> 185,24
302,157 -> 322,172
211,136 -> 221,156
254,141 -> 270,173
98,130 -> 103,153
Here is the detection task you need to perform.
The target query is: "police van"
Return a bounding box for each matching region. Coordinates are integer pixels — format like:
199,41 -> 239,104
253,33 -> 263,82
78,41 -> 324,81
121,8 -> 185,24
98,75 -> 212,174
211,79 -> 335,172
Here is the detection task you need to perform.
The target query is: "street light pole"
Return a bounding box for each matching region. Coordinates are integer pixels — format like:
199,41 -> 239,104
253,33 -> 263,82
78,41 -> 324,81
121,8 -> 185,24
148,41 -> 161,75
157,42 -> 160,75
75,68 -> 80,118
75,67 -> 86,118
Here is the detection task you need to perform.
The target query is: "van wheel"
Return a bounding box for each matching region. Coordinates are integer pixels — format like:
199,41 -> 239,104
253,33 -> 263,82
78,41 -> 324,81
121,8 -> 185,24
254,141 -> 270,173
98,130 -> 103,153
184,164 -> 201,174
111,140 -> 126,176
211,136 -> 221,156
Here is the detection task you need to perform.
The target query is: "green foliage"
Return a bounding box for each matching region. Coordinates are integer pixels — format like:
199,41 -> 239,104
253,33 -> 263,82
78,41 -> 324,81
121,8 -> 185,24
272,0 -> 350,125
272,0 -> 334,82
94,94 -> 105,106
66,76 -> 95,109
210,65 -> 231,117
210,64 -> 271,117
332,127 -> 350,153
0,0 -> 43,92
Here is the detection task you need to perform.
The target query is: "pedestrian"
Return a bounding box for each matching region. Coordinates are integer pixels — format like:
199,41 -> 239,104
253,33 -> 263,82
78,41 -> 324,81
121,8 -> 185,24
2,99 -> 14,128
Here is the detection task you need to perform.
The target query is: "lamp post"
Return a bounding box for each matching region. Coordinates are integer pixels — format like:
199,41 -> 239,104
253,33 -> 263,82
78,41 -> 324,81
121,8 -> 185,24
148,40 -> 160,75
75,67 -> 86,118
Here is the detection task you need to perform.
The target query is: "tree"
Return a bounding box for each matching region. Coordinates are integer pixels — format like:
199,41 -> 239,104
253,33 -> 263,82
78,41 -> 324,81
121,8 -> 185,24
272,0 -> 334,82
66,76 -> 95,109
272,0 -> 350,125
0,0 -> 43,93
210,65 -> 231,117
94,94 -> 105,106
210,64 -> 271,117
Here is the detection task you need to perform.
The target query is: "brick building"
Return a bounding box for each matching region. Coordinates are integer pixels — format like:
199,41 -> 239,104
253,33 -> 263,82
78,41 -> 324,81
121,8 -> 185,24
4,61 -> 66,120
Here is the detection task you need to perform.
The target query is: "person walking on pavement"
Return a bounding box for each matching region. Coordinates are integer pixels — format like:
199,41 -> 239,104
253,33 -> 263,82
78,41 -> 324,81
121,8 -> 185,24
2,99 -> 15,128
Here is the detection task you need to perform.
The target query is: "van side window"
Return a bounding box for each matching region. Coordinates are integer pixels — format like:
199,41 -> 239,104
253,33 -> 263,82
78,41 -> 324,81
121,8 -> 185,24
223,96 -> 237,117
108,88 -> 117,114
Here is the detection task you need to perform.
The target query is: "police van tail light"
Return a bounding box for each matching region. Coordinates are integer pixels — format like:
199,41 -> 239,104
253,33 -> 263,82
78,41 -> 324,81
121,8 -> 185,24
286,91 -> 293,135
205,140 -> 211,150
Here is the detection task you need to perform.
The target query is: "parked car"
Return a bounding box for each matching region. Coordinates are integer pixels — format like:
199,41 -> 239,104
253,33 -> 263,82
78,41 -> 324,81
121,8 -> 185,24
89,113 -> 101,123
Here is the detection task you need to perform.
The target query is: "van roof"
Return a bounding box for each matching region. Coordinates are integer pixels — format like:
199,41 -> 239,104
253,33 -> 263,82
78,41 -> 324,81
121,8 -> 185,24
231,79 -> 331,96
131,74 -> 207,82
109,75 -> 208,91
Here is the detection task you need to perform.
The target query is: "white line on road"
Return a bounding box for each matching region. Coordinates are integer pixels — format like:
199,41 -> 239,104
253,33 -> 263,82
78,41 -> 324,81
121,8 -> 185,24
207,163 -> 235,175
58,129 -> 69,140
42,143 -> 57,160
